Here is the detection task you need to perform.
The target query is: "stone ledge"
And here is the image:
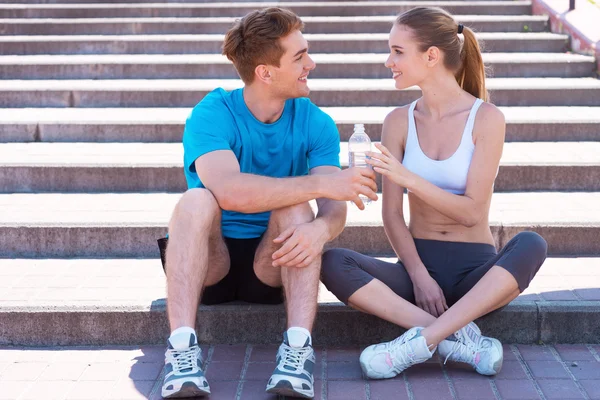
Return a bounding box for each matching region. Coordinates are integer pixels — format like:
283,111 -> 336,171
1,301 -> 600,346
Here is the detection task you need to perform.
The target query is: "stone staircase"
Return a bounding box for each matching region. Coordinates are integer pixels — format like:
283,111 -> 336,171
1,0 -> 599,347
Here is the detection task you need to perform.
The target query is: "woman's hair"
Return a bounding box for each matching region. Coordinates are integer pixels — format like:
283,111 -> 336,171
222,7 -> 304,84
396,7 -> 488,101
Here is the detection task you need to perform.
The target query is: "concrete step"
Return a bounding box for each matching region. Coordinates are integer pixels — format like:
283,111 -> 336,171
0,1 -> 533,18
3,142 -> 599,193
0,32 -> 571,55
1,192 -> 599,257
1,257 -> 599,345
4,106 -> 599,143
1,53 -> 593,79
0,15 -> 549,35
2,78 -> 599,107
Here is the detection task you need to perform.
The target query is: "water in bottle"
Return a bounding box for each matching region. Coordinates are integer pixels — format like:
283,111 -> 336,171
348,123 -> 372,205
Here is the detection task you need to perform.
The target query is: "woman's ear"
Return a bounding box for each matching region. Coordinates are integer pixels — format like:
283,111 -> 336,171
425,46 -> 441,67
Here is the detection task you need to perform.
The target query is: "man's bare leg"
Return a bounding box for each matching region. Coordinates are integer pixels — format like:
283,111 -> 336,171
256,203 -> 320,398
166,188 -> 230,331
254,202 -> 319,331
162,188 -> 230,398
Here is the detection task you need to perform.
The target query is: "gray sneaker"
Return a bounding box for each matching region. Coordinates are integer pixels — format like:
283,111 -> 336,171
437,321 -> 503,376
161,332 -> 211,398
359,327 -> 435,379
265,332 -> 315,399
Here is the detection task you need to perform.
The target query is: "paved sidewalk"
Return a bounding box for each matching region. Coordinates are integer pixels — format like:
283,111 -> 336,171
1,344 -> 600,399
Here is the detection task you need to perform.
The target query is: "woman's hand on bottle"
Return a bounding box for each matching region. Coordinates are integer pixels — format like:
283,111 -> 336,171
411,269 -> 448,317
366,143 -> 413,188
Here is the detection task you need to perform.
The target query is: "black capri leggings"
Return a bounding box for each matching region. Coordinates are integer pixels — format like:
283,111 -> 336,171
321,231 -> 547,307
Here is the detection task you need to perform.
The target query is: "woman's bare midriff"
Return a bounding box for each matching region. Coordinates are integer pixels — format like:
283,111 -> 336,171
406,192 -> 496,246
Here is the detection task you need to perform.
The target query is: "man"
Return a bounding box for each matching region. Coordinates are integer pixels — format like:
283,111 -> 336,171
158,7 -> 378,399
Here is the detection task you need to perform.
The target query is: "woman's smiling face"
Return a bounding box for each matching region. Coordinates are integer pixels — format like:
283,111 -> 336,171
385,24 -> 430,90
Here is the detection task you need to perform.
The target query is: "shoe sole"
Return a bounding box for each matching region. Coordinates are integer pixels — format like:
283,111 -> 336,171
162,382 -> 210,398
266,380 -> 314,399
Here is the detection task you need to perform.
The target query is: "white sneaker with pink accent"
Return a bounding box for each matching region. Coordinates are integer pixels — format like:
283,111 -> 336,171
437,322 -> 504,376
359,327 -> 434,379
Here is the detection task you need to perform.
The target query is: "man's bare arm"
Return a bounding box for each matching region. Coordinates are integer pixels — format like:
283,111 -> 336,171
311,166 -> 348,243
195,150 -> 378,213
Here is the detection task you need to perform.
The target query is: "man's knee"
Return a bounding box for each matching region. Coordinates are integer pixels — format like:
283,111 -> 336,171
270,202 -> 314,227
171,188 -> 220,229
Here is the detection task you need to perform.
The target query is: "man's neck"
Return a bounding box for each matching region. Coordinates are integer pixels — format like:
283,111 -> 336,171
242,85 -> 287,124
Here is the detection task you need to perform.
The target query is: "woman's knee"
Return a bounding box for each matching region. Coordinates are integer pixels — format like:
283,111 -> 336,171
514,231 -> 548,264
321,248 -> 356,285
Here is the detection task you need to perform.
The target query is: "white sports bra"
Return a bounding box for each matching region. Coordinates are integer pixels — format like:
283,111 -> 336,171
402,98 -> 484,195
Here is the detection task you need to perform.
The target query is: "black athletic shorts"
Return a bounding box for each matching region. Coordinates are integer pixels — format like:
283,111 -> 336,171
157,236 -> 284,305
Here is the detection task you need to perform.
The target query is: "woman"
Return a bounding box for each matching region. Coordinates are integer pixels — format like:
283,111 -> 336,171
321,7 -> 547,379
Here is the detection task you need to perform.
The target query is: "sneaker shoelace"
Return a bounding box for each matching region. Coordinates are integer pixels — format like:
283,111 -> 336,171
168,346 -> 200,374
280,343 -> 311,372
443,337 -> 478,365
388,334 -> 419,370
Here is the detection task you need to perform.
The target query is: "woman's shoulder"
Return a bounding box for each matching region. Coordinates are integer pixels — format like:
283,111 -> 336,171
382,104 -> 411,142
476,101 -> 505,126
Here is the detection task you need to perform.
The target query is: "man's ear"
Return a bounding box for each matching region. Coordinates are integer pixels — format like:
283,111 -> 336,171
255,64 -> 272,84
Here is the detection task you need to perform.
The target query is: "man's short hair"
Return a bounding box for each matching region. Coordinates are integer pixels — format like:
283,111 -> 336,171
222,7 -> 305,84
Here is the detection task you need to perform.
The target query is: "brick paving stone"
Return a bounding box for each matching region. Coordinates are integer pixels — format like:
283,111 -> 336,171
410,377 -> 454,400
369,379 -> 409,400
127,361 -> 162,381
207,380 -> 239,399
210,344 -> 247,362
21,381 -> 75,400
446,365 -> 489,380
516,345 -> 556,361
0,362 -> 48,381
526,360 -> 572,379
555,345 -> 597,361
109,379 -> 154,400
452,379 -> 497,399
80,362 -> 126,381
248,345 -> 278,362
327,361 -> 363,380
39,362 -> 88,381
244,362 -> 274,381
495,379 -> 542,399
139,346 -> 165,363
494,360 -> 529,380
503,345 -> 518,360
65,380 -> 116,400
537,379 -> 586,399
0,381 -> 32,400
205,361 -> 243,381
405,362 -> 445,379
327,348 -> 361,362
328,380 -> 366,400
569,361 -> 600,380
2,344 -> 600,400
580,379 -> 600,399
0,349 -> 22,362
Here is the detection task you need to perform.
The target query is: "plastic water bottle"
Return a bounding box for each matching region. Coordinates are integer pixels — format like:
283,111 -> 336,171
348,123 -> 372,205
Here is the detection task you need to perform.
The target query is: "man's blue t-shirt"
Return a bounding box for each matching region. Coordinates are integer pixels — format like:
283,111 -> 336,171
183,88 -> 341,239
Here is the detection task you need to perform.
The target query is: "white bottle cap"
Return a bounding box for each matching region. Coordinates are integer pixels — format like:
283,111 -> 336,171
353,123 -> 365,134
